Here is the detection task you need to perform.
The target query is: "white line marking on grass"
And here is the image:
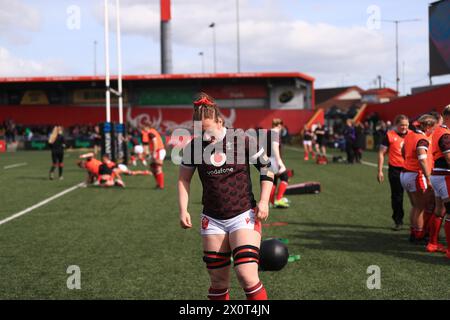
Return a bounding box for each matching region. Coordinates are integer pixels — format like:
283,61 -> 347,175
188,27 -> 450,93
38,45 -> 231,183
284,146 -> 388,169
0,182 -> 85,226
3,162 -> 28,170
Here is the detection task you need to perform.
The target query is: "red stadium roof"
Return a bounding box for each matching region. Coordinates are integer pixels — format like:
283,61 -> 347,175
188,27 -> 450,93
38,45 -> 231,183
0,72 -> 315,84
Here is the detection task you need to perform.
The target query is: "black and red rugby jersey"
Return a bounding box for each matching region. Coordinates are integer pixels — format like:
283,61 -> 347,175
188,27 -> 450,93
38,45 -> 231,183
181,128 -> 269,220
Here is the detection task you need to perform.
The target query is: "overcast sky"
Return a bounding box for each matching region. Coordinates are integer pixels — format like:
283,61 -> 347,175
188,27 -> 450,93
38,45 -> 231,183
0,0 -> 449,95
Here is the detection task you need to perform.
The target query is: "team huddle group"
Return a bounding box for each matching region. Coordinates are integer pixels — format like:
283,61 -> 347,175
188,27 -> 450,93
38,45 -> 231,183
378,107 -> 450,259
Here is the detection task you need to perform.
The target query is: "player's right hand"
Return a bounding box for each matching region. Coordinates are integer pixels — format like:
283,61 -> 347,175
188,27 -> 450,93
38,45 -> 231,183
179,212 -> 192,229
377,171 -> 384,183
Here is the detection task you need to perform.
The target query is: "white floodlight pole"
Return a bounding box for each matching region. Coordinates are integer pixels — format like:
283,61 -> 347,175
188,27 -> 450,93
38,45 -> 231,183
116,0 -> 123,124
104,0 -> 111,122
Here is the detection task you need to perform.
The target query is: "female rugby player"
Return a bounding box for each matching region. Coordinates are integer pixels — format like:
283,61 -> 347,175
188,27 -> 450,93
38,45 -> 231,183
177,93 -> 274,300
147,126 -> 166,190
302,125 -> 314,161
269,119 -> 290,209
48,126 -> 65,180
378,114 -> 410,231
400,114 -> 436,242
314,123 -> 328,161
428,106 -> 450,258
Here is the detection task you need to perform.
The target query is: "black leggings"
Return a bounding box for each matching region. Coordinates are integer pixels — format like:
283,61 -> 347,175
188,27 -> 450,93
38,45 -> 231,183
388,166 -> 404,225
274,171 -> 289,186
51,150 -> 64,164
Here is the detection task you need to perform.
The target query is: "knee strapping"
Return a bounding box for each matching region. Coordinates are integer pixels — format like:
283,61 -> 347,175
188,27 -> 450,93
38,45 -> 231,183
232,245 -> 260,267
203,251 -> 231,269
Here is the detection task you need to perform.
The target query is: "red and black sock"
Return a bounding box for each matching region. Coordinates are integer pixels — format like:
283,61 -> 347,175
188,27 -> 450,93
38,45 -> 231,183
276,181 -> 288,201
208,287 -> 229,300
155,172 -> 164,189
244,281 -> 268,300
415,228 -> 425,240
429,216 -> 443,245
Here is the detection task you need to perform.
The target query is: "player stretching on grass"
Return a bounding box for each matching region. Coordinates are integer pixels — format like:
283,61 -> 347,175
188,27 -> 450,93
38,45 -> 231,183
102,154 -> 151,176
400,114 -> 436,243
269,118 -> 290,209
427,106 -> 450,258
177,93 -> 274,300
76,153 -> 125,187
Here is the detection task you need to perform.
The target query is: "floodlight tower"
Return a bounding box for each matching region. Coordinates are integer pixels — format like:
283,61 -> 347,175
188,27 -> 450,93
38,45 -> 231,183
160,0 -> 173,74
381,18 -> 420,94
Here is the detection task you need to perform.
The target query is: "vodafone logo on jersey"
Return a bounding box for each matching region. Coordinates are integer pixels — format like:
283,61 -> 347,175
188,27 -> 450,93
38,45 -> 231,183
210,152 -> 227,167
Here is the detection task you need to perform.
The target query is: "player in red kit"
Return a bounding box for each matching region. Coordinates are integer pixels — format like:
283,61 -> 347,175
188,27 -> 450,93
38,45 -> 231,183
428,105 -> 450,258
177,93 -> 274,300
400,114 -> 436,243
148,126 -> 166,189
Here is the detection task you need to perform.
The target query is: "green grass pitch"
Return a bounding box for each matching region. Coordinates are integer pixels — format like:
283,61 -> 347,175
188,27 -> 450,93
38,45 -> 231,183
0,148 -> 449,299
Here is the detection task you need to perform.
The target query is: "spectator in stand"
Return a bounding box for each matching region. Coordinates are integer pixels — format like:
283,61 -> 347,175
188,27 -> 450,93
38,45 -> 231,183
343,119 -> 356,164
354,122 -> 366,163
281,125 -> 290,145
92,125 -> 102,155
24,127 -> 33,141
374,121 -> 388,149
386,121 -> 393,131
4,119 -> 17,143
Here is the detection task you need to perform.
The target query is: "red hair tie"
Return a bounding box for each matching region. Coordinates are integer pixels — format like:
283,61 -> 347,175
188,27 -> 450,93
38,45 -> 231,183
194,96 -> 214,107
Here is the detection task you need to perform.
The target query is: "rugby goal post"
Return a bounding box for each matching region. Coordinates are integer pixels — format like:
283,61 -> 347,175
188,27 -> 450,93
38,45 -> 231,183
101,0 -> 127,163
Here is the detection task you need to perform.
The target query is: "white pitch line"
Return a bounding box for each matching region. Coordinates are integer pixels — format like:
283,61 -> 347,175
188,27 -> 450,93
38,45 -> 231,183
284,146 -> 388,169
0,182 -> 85,226
3,162 -> 28,170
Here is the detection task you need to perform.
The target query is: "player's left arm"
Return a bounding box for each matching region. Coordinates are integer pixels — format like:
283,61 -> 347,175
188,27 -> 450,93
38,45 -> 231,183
377,134 -> 389,183
416,139 -> 431,184
247,135 -> 274,221
256,161 -> 274,221
439,134 -> 450,167
272,140 -> 286,173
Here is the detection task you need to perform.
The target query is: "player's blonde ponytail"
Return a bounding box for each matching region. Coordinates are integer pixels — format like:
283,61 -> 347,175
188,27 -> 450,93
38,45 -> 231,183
48,126 -> 59,144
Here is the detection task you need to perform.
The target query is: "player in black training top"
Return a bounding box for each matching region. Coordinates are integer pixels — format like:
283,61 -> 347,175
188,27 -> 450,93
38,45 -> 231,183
48,126 -> 65,180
